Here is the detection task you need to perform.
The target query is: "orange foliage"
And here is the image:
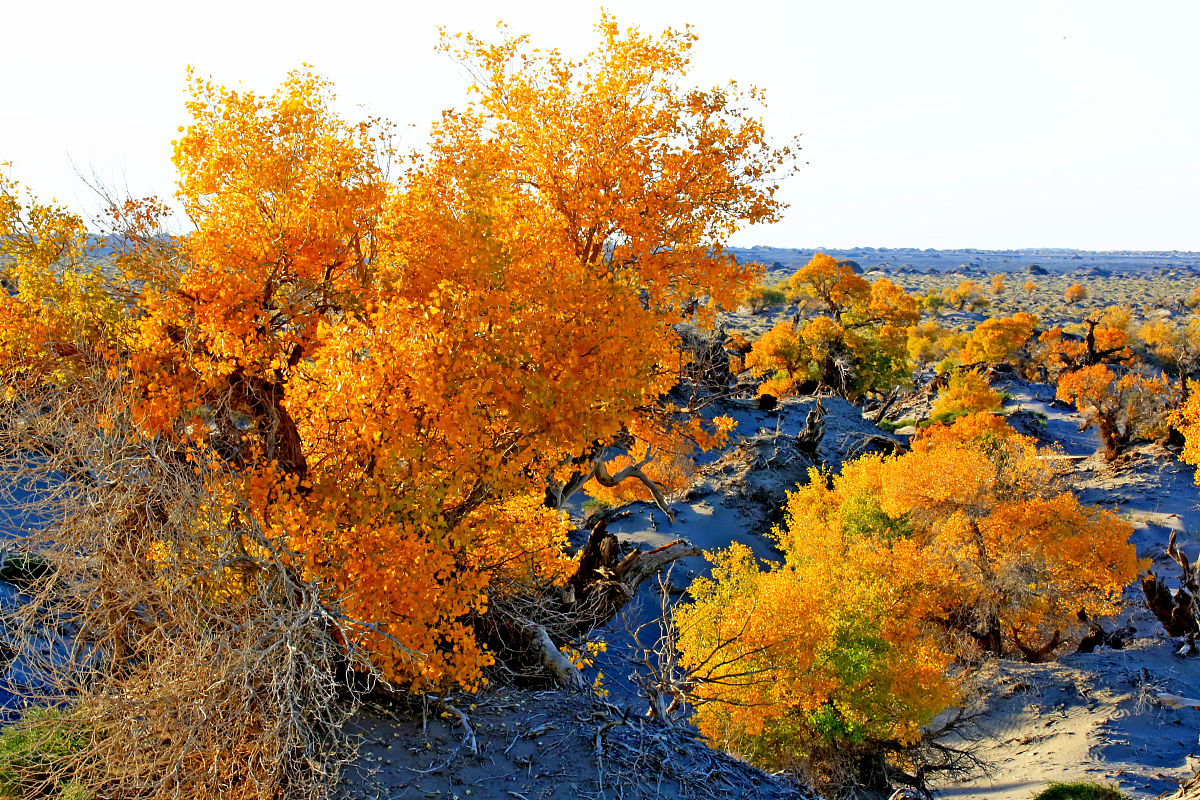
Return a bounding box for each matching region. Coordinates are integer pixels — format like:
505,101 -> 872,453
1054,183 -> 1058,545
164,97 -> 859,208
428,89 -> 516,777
0,18 -> 790,691
990,274 -> 1005,295
584,413 -> 734,507
1064,282 -> 1087,304
1056,365 -> 1168,461
929,369 -> 1002,423
1173,380 -> 1200,468
678,413 -> 1139,776
1023,279 -> 1037,295
676,542 -> 955,778
745,312 -> 912,400
1032,309 -> 1133,379
941,279 -> 987,311
786,253 -> 869,320
747,265 -> 918,399
960,312 -> 1037,365
907,320 -> 965,371
1140,317 -> 1200,395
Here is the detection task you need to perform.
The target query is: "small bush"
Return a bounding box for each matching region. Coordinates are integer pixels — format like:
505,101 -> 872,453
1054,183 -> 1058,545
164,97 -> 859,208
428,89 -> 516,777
876,418 -> 915,433
929,370 -> 1002,425
742,283 -> 788,314
581,498 -> 615,516
0,707 -> 92,800
1032,780 -> 1129,800
1065,283 -> 1088,304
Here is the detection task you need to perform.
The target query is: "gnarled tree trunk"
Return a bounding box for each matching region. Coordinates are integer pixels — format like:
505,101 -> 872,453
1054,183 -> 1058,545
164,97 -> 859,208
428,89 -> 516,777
483,520 -> 700,688
1142,531 -> 1199,654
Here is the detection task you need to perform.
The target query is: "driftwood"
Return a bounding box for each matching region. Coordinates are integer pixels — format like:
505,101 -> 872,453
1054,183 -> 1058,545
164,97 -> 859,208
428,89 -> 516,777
1075,609 -> 1133,654
521,621 -> 586,690
1174,773 -> 1200,800
675,323 -> 736,393
1141,531 -> 1200,653
871,387 -> 901,424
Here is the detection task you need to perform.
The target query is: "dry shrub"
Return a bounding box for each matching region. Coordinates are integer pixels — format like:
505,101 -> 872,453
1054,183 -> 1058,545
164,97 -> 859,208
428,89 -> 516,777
0,358 -> 381,800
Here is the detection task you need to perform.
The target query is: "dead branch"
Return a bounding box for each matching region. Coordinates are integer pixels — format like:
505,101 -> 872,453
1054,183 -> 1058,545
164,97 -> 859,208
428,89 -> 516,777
0,357 -> 377,800
1142,531 -> 1200,650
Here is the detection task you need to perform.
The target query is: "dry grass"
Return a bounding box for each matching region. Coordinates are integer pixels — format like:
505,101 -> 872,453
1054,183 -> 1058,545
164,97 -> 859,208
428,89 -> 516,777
0,355 -> 378,799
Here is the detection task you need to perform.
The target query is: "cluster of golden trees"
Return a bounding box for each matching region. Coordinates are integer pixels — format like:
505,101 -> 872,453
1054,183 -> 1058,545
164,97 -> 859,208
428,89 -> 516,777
709,259 -> 1199,788
675,413 -> 1140,790
0,14 -> 1189,800
739,254 -> 1194,464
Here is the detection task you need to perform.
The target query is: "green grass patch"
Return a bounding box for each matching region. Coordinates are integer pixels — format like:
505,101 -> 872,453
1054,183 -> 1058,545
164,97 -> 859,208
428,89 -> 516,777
0,706 -> 92,800
876,418 -> 915,433
1032,780 -> 1130,800
581,498 -> 614,516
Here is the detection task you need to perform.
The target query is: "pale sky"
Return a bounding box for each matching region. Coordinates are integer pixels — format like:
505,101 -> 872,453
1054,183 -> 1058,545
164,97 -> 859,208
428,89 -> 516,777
3,1 -> 1198,250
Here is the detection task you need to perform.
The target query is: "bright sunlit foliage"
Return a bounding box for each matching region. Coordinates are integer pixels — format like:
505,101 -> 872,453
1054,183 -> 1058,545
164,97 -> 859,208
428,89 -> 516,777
678,414 -> 1139,779
0,16 -> 790,691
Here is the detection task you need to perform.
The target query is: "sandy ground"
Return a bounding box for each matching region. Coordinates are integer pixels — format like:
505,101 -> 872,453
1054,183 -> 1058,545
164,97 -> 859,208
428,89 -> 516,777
587,376 -> 1200,799
931,377 -> 1200,799
339,690 -> 812,800
344,368 -> 1200,799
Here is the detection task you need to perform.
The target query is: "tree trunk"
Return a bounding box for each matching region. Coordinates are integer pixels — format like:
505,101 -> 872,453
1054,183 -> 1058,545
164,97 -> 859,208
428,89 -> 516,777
1097,414 -> 1121,462
1142,531 -> 1200,650
482,520 -> 701,688
563,521 -> 700,638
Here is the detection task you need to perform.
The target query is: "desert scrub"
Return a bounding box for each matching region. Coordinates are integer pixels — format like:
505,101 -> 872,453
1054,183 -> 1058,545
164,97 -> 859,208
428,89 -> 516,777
876,418 -> 915,433
581,498 -> 616,517
1032,780 -> 1129,800
0,707 -> 91,800
676,413 -> 1141,793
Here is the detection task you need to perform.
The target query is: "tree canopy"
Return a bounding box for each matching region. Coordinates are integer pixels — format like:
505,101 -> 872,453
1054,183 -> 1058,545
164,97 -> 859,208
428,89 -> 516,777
0,17 -> 791,692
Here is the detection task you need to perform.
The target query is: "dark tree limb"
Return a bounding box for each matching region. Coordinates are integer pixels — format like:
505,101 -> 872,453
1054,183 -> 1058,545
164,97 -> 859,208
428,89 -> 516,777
1142,531 -> 1200,651
593,450 -> 675,521
564,521 -> 699,637
795,400 -> 826,461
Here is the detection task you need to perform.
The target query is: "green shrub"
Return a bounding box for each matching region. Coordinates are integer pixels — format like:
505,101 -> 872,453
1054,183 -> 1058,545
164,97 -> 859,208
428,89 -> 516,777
744,283 -> 788,314
581,498 -> 615,516
0,707 -> 92,800
1032,780 -> 1129,800
923,409 -> 973,428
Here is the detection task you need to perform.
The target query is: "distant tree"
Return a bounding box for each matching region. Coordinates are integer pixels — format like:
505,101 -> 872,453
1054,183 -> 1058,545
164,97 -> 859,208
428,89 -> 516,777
1064,283 -> 1087,304
742,281 -> 788,314
1140,318 -> 1200,402
746,270 -> 918,399
922,290 -> 946,314
786,253 -> 869,321
907,320 -> 966,372
942,279 -> 988,311
990,274 -> 1006,296
1032,309 -> 1133,378
960,312 -> 1038,366
1056,365 -> 1168,460
1023,279 -> 1037,295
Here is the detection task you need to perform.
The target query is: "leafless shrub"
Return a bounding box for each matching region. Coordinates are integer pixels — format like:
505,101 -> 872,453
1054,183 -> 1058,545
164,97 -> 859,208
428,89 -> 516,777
0,357 -> 382,799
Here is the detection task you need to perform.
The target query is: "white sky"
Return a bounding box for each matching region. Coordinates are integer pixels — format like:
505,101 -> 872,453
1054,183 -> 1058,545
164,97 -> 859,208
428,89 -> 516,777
2,0 -> 1197,250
